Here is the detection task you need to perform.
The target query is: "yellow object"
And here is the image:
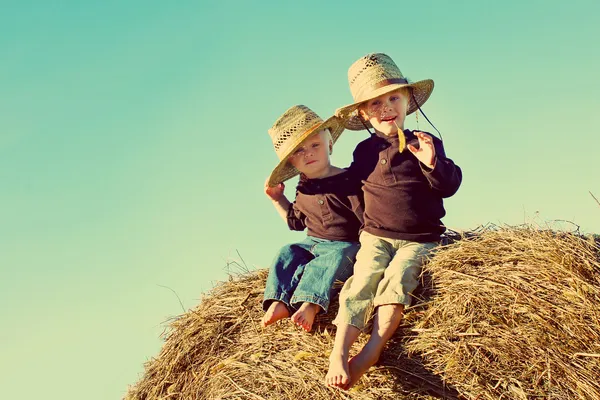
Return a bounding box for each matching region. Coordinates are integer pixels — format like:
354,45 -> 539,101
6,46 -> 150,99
395,121 -> 406,153
350,383 -> 365,392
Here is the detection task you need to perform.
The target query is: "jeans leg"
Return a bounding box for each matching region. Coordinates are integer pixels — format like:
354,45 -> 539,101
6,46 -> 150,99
291,239 -> 360,313
263,239 -> 314,311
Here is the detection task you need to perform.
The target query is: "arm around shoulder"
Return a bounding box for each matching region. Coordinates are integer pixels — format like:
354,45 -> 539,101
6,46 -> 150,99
346,138 -> 373,182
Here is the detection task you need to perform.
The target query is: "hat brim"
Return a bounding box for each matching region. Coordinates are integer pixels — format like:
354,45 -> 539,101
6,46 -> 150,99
267,116 -> 345,187
335,79 -> 434,131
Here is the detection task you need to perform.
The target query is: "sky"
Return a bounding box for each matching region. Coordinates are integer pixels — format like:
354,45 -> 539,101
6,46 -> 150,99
1,1 -> 599,399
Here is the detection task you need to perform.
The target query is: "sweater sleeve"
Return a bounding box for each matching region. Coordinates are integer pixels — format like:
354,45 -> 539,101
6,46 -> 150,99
286,202 -> 307,231
421,137 -> 462,198
346,148 -> 362,177
347,139 -> 373,182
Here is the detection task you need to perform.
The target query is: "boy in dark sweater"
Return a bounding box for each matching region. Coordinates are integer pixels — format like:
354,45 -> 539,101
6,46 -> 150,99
325,53 -> 462,389
262,105 -> 364,332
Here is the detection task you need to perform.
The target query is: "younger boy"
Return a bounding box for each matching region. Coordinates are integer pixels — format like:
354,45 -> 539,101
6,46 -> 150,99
325,53 -> 462,388
261,105 -> 364,332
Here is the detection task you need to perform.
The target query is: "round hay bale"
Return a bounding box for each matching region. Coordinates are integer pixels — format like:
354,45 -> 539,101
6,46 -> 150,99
125,269 -> 456,400
406,227 -> 600,400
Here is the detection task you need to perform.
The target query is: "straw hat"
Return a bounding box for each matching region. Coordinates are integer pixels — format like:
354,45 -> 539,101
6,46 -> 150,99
335,53 -> 434,130
267,105 -> 345,187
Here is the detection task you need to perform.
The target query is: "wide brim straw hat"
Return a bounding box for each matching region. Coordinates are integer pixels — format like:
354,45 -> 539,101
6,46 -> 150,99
267,105 -> 345,187
335,53 -> 434,131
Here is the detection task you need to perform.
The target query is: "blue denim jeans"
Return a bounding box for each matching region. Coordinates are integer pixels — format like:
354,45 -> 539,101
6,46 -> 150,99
263,236 -> 360,313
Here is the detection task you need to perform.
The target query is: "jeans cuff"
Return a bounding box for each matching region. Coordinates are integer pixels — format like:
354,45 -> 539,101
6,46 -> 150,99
290,293 -> 329,313
262,291 -> 291,312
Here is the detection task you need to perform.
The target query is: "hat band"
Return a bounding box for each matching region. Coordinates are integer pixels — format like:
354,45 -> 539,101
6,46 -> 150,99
354,77 -> 408,103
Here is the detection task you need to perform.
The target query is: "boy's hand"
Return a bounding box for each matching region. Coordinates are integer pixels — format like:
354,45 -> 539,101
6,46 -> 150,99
408,131 -> 436,169
264,178 -> 285,201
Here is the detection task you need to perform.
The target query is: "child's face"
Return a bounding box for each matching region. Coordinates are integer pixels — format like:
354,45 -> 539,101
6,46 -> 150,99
288,130 -> 333,178
359,89 -> 410,136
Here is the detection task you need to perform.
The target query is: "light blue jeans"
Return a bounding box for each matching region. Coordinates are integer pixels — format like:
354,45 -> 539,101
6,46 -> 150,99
263,236 -> 360,313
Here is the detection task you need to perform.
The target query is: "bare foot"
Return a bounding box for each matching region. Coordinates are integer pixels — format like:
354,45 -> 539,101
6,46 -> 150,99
345,344 -> 380,389
261,301 -> 290,328
290,302 -> 320,332
325,351 -> 350,389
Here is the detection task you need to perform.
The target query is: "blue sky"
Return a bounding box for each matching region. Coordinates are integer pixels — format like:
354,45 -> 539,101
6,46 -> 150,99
1,1 -> 599,399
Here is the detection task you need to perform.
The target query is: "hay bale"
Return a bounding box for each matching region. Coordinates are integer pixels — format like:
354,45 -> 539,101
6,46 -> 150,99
125,227 -> 600,400
125,269 -> 455,400
407,227 -> 600,400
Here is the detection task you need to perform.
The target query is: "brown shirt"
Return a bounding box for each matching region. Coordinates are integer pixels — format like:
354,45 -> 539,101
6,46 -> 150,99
287,170 -> 364,242
348,130 -> 462,242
